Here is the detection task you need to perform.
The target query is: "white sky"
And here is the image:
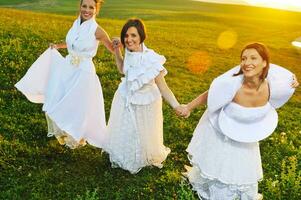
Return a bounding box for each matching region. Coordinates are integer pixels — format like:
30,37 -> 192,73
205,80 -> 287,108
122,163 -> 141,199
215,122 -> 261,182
192,0 -> 301,12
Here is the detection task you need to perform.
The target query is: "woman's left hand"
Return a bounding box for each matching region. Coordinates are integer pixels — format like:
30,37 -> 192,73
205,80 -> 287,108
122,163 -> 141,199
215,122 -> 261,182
292,74 -> 299,88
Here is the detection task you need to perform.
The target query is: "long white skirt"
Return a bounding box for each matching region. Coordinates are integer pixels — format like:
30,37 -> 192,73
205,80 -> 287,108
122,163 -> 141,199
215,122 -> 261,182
105,90 -> 170,174
15,48 -> 107,149
186,110 -> 263,200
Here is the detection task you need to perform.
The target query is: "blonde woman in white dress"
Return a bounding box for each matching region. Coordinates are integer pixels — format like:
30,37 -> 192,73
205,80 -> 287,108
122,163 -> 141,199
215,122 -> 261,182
178,43 -> 299,200
104,19 -> 182,174
15,0 -> 114,149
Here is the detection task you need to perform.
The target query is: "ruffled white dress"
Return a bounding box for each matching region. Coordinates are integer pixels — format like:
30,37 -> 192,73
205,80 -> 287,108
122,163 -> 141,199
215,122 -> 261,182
15,17 -> 107,149
105,44 -> 171,174
186,65 -> 295,200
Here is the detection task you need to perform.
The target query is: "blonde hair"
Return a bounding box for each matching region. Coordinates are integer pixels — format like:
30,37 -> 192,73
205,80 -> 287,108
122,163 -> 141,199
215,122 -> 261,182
80,0 -> 104,14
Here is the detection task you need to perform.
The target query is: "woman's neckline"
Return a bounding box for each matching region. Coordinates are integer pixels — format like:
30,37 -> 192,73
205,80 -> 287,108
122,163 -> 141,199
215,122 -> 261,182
229,101 -> 269,109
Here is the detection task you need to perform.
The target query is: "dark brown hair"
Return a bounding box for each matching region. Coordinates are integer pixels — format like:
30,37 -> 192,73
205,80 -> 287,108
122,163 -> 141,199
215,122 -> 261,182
80,0 -> 103,14
120,18 -> 146,47
234,42 -> 270,80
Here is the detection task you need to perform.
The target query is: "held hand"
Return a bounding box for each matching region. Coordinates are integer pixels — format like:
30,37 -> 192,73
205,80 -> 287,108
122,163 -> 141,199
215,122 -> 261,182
49,43 -> 58,49
180,104 -> 191,118
112,37 -> 122,49
174,105 -> 183,116
174,104 -> 191,118
292,74 -> 299,88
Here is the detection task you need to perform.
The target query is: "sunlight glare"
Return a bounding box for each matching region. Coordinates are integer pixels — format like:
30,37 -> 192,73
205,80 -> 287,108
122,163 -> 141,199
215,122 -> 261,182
245,0 -> 301,11
217,30 -> 237,50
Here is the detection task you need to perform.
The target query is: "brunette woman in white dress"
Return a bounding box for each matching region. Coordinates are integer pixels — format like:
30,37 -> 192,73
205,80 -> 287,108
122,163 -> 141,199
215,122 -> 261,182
15,0 -> 114,149
178,43 -> 299,200
104,19 -> 182,174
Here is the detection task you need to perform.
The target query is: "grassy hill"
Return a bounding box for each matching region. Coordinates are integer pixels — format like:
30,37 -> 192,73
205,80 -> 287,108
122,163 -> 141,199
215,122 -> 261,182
0,0 -> 300,199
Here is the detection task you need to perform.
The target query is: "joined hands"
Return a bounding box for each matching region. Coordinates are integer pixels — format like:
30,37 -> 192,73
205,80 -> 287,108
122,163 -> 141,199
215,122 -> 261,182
174,104 -> 191,118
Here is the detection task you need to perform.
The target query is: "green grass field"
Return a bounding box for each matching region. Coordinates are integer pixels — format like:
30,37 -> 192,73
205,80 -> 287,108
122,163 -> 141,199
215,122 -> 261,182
0,0 -> 301,199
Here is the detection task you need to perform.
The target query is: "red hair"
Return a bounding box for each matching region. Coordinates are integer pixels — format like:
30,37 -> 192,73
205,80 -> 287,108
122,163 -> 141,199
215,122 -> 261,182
234,42 -> 270,80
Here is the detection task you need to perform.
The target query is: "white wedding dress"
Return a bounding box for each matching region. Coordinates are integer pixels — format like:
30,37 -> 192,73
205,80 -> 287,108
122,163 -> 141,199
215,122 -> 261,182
15,17 -> 107,149
186,64 -> 295,200
104,44 -> 171,174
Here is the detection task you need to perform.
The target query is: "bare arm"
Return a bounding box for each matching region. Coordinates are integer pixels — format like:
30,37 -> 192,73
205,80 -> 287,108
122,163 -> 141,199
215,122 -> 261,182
177,90 -> 208,118
50,42 -> 67,49
114,50 -> 124,74
112,38 -> 124,74
95,26 -> 114,54
186,90 -> 208,111
155,71 -> 180,109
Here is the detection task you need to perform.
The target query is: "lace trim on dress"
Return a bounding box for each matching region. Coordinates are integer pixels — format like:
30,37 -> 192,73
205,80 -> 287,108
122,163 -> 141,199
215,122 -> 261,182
184,164 -> 260,200
187,154 -> 261,189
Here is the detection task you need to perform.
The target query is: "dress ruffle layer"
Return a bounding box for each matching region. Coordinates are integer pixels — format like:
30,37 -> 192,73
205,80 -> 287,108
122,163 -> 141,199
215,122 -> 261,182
185,166 -> 259,200
126,51 -> 166,93
118,44 -> 167,105
186,110 -> 263,199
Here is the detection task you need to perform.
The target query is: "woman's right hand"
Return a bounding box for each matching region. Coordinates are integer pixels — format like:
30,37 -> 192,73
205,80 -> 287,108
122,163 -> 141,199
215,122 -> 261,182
292,74 -> 299,88
112,37 -> 121,49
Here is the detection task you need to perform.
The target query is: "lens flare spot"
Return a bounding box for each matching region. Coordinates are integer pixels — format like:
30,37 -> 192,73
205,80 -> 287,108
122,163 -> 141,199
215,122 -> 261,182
292,37 -> 301,48
292,41 -> 301,48
217,30 -> 237,50
186,51 -> 211,74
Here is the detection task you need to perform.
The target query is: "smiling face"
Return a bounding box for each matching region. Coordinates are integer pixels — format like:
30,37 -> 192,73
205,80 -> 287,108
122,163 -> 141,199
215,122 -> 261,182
120,19 -> 146,51
124,26 -> 142,52
240,48 -> 267,79
80,0 -> 97,22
